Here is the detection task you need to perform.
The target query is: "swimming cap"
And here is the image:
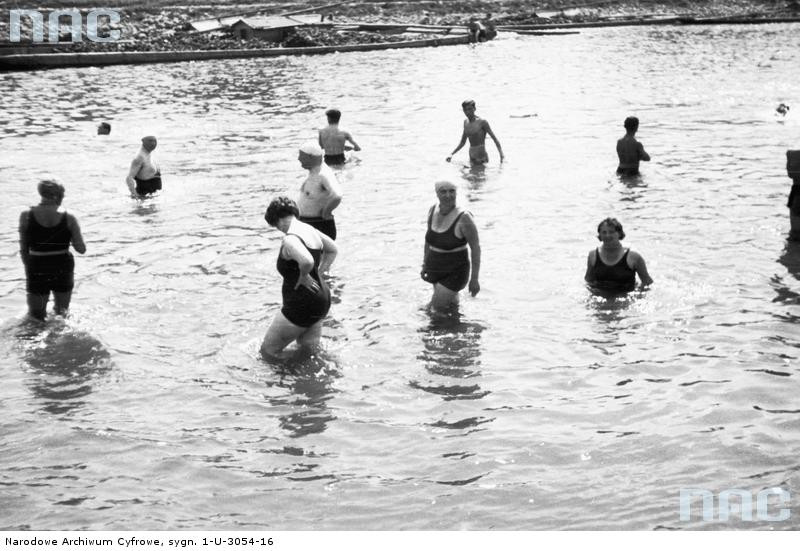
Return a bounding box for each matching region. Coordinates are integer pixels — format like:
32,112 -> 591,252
38,179 -> 65,200
299,141 -> 323,156
435,180 -> 457,192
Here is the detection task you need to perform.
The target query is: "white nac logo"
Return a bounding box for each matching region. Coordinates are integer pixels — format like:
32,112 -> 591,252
9,9 -> 121,43
679,488 -> 791,522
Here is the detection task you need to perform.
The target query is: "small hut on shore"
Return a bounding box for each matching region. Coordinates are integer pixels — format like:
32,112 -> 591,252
229,14 -> 325,42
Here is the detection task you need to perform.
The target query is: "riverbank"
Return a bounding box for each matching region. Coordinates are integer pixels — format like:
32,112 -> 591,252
1,0 -> 799,54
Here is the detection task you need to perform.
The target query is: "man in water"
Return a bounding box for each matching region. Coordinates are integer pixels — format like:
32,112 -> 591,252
97,122 -> 111,135
787,149 -> 800,240
616,116 -> 650,176
125,136 -> 161,197
446,99 -> 504,165
318,109 -> 361,166
297,142 -> 342,240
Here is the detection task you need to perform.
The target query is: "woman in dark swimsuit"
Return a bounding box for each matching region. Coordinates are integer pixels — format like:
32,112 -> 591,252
18,180 -> 86,320
421,181 -> 481,311
584,217 -> 652,292
261,196 -> 337,358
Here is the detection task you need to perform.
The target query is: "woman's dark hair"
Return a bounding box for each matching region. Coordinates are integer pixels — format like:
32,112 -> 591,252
38,179 -> 65,203
264,196 -> 299,226
597,217 -> 625,240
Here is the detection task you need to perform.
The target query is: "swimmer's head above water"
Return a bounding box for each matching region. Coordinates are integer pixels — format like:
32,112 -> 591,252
38,179 -> 65,204
597,217 -> 626,241
298,141 -> 323,169
265,196 -> 299,227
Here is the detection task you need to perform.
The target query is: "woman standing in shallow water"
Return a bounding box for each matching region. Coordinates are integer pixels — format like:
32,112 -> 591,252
18,180 -> 86,320
421,181 -> 481,311
261,196 -> 337,358
585,217 -> 652,292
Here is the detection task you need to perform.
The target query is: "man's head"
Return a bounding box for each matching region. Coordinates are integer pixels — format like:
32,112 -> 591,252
142,136 -> 158,152
298,141 -> 323,169
326,109 -> 342,124
97,122 -> 111,135
38,179 -> 65,205
623,116 -> 639,133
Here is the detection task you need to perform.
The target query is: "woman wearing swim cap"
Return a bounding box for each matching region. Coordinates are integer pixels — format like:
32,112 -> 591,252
18,180 -> 86,320
421,181 -> 481,311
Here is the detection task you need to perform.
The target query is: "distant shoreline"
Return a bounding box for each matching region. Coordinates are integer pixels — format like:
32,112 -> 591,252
1,0 -> 797,56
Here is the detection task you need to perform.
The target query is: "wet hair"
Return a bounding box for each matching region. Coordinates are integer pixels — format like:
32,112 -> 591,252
264,196 -> 299,226
624,116 -> 639,132
462,99 -> 476,109
597,217 -> 625,240
97,122 -> 111,134
37,179 -> 65,203
325,109 -> 341,123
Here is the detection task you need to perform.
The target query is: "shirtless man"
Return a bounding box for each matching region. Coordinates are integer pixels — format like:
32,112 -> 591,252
125,136 -> 161,197
297,142 -> 343,240
616,116 -> 650,176
446,99 -> 504,165
318,109 -> 361,166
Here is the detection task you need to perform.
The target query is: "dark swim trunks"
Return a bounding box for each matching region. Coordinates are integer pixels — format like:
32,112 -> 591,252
135,174 -> 162,196
26,253 -> 75,294
616,166 -> 640,176
299,216 -> 337,240
324,153 -> 346,166
788,183 -> 800,216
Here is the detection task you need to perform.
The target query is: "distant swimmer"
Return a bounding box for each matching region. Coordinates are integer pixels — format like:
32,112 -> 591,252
616,116 -> 650,176
584,217 -> 652,293
126,136 -> 161,197
446,99 -> 504,165
777,103 -> 790,116
261,196 -> 338,358
297,142 -> 343,240
318,108 -> 361,166
97,122 -> 111,135
787,149 -> 800,240
421,181 -> 481,311
18,180 -> 86,320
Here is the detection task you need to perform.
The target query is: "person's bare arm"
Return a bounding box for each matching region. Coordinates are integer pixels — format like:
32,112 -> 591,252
283,235 -> 318,292
18,211 -> 30,266
446,126 -> 468,161
484,120 -> 504,161
126,156 -> 143,195
460,213 -> 481,296
584,250 -> 597,283
638,141 -> 650,162
318,232 -> 338,274
67,214 -> 86,254
345,131 -> 361,151
630,250 -> 653,286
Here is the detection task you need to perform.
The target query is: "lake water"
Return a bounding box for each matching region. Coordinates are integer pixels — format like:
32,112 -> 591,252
1,23 -> 799,530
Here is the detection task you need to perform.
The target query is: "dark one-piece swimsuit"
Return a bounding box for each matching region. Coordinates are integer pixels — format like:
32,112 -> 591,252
25,210 -> 74,294
591,248 -> 636,292
277,234 -> 331,328
421,206 -> 470,292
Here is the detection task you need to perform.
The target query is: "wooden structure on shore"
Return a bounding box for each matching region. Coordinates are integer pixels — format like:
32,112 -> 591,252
0,35 -> 473,72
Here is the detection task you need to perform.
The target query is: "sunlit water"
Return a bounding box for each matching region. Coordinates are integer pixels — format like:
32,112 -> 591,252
1,24 -> 799,530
